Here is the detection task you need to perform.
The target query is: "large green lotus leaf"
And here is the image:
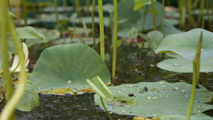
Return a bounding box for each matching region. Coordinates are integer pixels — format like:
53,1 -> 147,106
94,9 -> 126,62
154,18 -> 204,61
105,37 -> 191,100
157,58 -> 213,73
156,28 -> 213,61
95,81 -> 212,117
54,37 -> 100,45
29,44 -> 110,93
146,30 -> 164,50
157,21 -> 182,36
16,26 -> 46,41
118,0 -> 162,33
160,113 -> 213,120
15,81 -> 39,111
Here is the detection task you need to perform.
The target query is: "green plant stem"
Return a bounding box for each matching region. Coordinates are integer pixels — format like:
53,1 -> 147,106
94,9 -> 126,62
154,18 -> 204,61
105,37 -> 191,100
139,42 -> 145,57
86,0 -> 90,16
63,0 -> 67,12
201,0 -> 205,28
141,5 -> 148,31
23,0 -> 27,26
100,97 -> 112,120
74,0 -> 82,26
209,94 -> 213,104
112,0 -> 118,84
206,0 -> 213,31
7,0 -> 11,11
186,32 -> 202,120
161,0 -> 165,34
151,0 -> 157,30
53,0 -> 59,25
92,0 -> 97,52
0,0 -> 27,120
1,0 -> 13,103
178,0 -> 186,29
98,0 -> 105,61
186,0 -> 197,28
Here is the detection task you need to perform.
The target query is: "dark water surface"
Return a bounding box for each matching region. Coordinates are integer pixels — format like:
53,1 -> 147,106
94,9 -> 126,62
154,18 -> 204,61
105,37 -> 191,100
11,44 -> 213,120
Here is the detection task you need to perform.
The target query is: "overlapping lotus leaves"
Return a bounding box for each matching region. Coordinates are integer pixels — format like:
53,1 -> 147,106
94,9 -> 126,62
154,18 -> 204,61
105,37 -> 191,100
117,0 -> 163,37
15,81 -> 39,111
29,44 -> 110,94
95,81 -> 213,117
157,58 -> 213,73
156,28 -> 213,61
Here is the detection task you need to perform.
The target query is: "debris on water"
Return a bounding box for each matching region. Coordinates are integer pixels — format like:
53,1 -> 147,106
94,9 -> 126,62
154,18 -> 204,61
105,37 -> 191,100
196,85 -> 200,89
143,87 -> 148,92
151,88 -> 159,93
128,93 -> 134,97
127,85 -> 133,88
173,63 -> 181,67
169,87 -> 179,91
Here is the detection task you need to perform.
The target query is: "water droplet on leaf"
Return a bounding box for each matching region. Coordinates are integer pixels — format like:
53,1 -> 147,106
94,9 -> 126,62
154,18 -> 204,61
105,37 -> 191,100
67,80 -> 72,84
173,63 -> 181,67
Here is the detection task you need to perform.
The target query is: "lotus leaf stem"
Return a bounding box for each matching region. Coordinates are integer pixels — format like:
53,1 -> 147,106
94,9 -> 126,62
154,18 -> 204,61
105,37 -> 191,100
186,32 -> 202,120
86,0 -> 90,16
23,0 -> 27,26
206,0 -> 213,31
98,0 -> 105,60
63,0 -> 67,12
186,0 -> 197,28
161,0 -> 165,34
92,0 -> 98,52
178,0 -> 186,29
100,97 -> 112,120
0,1 -> 27,119
112,0 -> 118,84
151,0 -> 157,30
53,0 -> 59,25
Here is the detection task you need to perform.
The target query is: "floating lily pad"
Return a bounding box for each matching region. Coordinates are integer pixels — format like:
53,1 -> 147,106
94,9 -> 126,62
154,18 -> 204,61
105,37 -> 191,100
157,58 -> 213,73
15,81 -> 39,112
157,21 -> 183,36
54,37 -> 100,45
72,16 -> 110,27
29,44 -> 110,94
95,81 -> 213,117
156,28 -> 213,61
107,96 -> 137,107
160,113 -> 213,120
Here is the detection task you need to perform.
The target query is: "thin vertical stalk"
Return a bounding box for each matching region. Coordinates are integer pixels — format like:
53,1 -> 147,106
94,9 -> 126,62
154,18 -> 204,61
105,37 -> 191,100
23,0 -> 27,26
15,0 -> 21,26
178,0 -> 186,29
53,0 -> 59,25
92,0 -> 97,52
100,97 -> 112,120
7,0 -> 11,11
151,0 -> 157,30
186,0 -> 197,28
1,0 -> 13,105
0,0 -> 27,119
63,0 -> 67,12
86,0 -> 90,16
186,32 -> 202,120
112,0 -> 118,84
201,0 -> 205,28
206,0 -> 213,31
98,0 -> 105,60
74,0 -> 82,25
161,0 -> 165,34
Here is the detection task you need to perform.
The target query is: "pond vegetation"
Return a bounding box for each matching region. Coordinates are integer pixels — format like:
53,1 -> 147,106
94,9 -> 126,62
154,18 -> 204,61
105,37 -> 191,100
0,0 -> 213,120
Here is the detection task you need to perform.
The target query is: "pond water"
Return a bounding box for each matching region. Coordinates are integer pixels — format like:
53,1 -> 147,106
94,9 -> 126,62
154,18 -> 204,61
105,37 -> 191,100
9,44 -> 213,119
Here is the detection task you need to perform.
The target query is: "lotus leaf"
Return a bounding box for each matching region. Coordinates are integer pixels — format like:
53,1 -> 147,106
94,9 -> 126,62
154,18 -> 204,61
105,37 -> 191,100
157,58 -> 213,73
156,28 -> 213,61
15,81 -> 39,111
95,81 -> 213,117
29,44 -> 110,94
